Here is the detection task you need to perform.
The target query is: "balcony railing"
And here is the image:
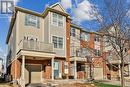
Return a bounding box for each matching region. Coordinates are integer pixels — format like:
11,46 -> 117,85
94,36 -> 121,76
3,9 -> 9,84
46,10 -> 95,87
107,55 -> 130,64
18,40 -> 54,53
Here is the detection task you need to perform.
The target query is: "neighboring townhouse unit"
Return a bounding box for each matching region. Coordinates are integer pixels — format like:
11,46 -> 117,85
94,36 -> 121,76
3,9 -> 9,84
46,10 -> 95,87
6,3 -> 71,86
99,25 -> 130,80
0,58 -> 4,77
70,24 -> 104,80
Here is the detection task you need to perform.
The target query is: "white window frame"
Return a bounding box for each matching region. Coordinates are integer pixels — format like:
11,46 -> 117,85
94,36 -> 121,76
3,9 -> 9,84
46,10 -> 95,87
95,49 -> 100,57
70,28 -> 75,37
52,12 -> 64,27
81,32 -> 89,41
25,14 -> 40,28
52,36 -> 64,49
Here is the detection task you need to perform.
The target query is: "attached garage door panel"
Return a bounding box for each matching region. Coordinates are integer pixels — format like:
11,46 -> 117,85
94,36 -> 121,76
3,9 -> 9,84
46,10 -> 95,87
25,65 -> 42,84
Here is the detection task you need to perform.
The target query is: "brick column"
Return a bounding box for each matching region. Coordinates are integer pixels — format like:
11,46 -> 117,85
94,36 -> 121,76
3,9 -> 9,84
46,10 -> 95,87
51,58 -> 54,80
66,17 -> 71,79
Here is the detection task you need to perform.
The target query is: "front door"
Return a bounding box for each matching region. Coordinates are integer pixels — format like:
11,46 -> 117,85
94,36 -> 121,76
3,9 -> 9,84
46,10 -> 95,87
54,61 -> 60,79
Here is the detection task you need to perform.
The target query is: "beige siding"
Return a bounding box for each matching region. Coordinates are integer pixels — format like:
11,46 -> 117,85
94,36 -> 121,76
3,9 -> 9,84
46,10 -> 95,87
8,20 -> 17,60
16,11 -> 44,53
49,12 -> 66,57
70,28 -> 80,57
44,12 -> 49,43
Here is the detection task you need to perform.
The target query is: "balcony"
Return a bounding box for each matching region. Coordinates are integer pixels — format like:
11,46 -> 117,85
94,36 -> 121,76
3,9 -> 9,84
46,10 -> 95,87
18,40 -> 54,53
107,55 -> 130,64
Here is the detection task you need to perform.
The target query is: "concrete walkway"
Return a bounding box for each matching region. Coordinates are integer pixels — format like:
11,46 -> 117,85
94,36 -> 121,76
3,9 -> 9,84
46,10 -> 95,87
26,80 -> 86,87
0,83 -> 11,87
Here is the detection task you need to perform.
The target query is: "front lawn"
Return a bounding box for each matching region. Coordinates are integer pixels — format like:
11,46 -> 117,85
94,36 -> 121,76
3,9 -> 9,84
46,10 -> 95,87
94,82 -> 120,87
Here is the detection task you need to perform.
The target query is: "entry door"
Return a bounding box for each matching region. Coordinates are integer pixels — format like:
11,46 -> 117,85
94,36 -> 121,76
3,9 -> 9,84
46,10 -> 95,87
54,61 -> 59,78
25,64 -> 42,84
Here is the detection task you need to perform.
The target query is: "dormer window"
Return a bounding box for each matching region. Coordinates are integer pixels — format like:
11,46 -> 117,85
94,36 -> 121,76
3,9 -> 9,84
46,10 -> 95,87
52,13 -> 64,27
25,14 -> 40,28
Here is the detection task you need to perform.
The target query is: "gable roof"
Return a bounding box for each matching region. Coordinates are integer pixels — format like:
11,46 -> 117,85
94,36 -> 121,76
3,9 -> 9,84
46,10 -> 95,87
50,2 -> 67,13
6,3 -> 71,44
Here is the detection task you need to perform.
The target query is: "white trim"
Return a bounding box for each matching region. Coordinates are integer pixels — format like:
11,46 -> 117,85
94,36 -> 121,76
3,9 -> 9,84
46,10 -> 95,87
50,2 -> 67,13
49,11 -> 51,43
51,12 -> 64,28
51,35 -> 64,50
51,57 -> 54,80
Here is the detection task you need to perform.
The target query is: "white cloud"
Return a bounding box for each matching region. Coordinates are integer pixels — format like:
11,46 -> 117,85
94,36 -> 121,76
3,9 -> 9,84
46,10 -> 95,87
61,0 -> 72,9
0,47 -> 2,53
8,16 -> 12,22
72,0 -> 100,23
0,46 -> 6,58
127,0 -> 130,3
127,9 -> 130,18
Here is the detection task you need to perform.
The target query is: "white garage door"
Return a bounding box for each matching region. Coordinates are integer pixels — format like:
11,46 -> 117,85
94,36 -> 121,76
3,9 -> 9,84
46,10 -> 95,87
25,64 -> 42,84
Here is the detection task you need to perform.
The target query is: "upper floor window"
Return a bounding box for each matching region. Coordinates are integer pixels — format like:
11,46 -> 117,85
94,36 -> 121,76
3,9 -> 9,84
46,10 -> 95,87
25,14 -> 40,28
52,36 -> 63,49
94,35 -> 100,42
76,49 -> 81,57
70,28 -> 75,37
52,13 -> 64,27
81,48 -> 88,57
104,36 -> 109,42
81,32 -> 89,41
94,49 -> 101,56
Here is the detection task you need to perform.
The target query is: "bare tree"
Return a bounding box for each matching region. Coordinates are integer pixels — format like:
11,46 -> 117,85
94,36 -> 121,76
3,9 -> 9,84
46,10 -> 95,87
93,0 -> 130,87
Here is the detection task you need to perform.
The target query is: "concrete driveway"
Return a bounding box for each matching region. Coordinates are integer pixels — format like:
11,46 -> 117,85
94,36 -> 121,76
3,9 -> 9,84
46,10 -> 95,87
0,83 -> 11,87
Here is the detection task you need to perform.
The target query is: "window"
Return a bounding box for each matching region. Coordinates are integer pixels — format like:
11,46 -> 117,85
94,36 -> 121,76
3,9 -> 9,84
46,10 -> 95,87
52,13 -> 64,27
104,36 -> 109,42
70,28 -> 75,37
76,49 -> 81,57
52,36 -> 63,49
81,48 -> 88,55
94,35 -> 100,42
94,49 -> 101,56
81,32 -> 89,41
25,14 -> 40,28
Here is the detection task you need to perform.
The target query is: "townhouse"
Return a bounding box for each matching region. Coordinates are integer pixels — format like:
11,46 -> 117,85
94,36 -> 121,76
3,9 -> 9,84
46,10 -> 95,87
99,26 -> 130,80
6,3 -> 71,86
69,24 -> 104,80
6,2 -> 130,87
0,58 -> 4,77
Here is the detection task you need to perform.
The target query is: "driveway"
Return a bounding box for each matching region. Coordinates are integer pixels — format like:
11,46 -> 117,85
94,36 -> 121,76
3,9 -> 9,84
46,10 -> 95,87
0,83 -> 11,87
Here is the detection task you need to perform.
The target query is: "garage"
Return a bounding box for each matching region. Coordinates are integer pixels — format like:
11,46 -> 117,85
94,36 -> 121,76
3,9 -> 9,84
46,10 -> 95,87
25,64 -> 42,84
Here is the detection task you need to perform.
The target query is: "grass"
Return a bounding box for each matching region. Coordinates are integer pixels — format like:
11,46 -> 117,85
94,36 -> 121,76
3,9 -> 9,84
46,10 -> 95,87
94,82 -> 120,87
